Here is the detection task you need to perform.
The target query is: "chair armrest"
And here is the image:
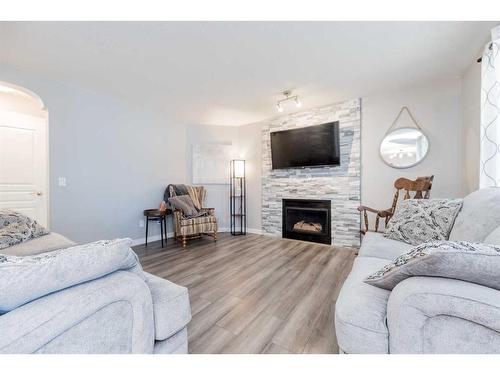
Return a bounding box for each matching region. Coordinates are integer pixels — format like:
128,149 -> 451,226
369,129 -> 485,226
357,205 -> 392,217
0,271 -> 154,354
358,205 -> 393,233
387,277 -> 500,353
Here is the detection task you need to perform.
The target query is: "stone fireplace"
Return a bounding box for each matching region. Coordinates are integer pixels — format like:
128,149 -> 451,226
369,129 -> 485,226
261,98 -> 361,248
282,199 -> 331,244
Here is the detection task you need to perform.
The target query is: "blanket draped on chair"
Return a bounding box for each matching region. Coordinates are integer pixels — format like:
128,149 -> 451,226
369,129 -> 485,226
164,184 -> 206,210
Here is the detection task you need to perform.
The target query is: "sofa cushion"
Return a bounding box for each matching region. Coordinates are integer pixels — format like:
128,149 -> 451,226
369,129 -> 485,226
0,238 -> 142,313
384,199 -> 462,246
358,232 -> 413,260
335,256 -> 391,353
365,240 -> 500,291
484,226 -> 500,246
450,187 -> 500,242
144,272 -> 191,340
1,232 -> 76,256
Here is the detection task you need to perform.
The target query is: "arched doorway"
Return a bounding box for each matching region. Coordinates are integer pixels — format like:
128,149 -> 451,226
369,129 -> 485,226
0,81 -> 49,227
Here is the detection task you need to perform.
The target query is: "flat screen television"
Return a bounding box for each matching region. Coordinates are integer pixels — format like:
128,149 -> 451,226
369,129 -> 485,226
270,121 -> 340,169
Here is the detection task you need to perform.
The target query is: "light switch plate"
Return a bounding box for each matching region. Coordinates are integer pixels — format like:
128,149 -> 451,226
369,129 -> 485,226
58,177 -> 66,187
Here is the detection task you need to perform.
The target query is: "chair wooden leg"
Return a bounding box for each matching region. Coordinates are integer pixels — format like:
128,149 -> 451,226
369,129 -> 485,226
182,235 -> 187,248
214,232 -> 217,242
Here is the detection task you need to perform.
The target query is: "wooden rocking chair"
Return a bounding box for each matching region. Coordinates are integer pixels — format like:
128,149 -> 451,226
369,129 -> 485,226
358,176 -> 434,234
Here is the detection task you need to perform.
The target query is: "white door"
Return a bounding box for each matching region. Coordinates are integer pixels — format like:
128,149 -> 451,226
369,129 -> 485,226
0,109 -> 48,227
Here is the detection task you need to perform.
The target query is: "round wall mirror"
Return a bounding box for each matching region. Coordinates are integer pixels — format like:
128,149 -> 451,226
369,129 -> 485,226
380,127 -> 429,169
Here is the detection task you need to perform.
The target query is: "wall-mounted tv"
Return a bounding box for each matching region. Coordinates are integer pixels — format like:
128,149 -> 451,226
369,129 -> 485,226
270,121 -> 340,169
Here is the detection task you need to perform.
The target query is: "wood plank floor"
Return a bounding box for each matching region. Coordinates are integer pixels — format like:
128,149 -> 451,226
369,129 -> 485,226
134,233 -> 356,354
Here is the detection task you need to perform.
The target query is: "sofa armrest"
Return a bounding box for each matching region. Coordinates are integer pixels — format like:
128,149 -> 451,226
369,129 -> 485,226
0,271 -> 154,354
144,272 -> 191,340
387,277 -> 500,353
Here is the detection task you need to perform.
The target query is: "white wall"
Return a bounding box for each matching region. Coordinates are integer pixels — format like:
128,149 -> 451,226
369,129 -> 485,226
185,124 -> 239,230
1,64 -> 263,243
236,122 -> 262,232
224,79 -> 466,233
238,79 -> 465,232
185,123 -> 263,233
361,78 -> 463,217
461,60 -> 481,195
1,64 -> 189,244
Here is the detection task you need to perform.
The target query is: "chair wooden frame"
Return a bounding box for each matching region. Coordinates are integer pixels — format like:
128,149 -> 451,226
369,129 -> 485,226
358,175 -> 434,234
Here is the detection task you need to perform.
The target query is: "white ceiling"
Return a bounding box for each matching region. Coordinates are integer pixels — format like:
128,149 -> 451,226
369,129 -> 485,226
0,21 -> 496,126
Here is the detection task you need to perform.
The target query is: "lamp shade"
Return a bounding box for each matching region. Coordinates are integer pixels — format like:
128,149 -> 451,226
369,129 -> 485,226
233,159 -> 245,178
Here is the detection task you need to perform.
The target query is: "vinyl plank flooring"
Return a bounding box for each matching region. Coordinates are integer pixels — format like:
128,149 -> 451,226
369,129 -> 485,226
262,342 -> 292,354
187,294 -> 242,342
189,325 -> 236,354
135,233 -> 356,354
190,297 -> 212,316
220,314 -> 285,354
270,250 -> 354,353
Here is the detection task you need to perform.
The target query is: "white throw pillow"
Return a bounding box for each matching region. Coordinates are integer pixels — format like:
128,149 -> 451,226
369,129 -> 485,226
364,240 -> 500,291
384,199 -> 463,246
0,210 -> 49,250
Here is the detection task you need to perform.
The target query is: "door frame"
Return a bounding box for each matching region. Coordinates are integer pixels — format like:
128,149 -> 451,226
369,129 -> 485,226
0,80 -> 50,228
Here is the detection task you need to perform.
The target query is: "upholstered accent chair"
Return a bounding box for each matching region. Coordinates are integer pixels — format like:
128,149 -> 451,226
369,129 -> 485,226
168,185 -> 218,248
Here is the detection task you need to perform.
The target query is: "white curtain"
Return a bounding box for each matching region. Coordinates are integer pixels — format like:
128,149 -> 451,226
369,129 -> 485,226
480,26 -> 500,188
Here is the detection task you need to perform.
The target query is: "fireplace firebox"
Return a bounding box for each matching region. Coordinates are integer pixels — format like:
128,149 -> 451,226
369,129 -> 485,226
282,199 -> 331,244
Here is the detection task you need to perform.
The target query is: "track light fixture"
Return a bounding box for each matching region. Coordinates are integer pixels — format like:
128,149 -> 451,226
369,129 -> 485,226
276,90 -> 301,112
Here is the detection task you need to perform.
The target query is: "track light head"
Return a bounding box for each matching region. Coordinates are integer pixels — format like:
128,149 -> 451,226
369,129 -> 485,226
276,89 -> 301,112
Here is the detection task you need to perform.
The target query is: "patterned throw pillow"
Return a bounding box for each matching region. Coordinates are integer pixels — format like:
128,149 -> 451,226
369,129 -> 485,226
0,210 -> 49,250
384,199 -> 463,245
364,240 -> 500,291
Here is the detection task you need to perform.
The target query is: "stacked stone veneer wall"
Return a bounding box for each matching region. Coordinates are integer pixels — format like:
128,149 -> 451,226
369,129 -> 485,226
261,98 -> 361,248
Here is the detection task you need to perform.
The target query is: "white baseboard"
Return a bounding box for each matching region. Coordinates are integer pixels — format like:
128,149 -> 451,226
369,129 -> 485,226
132,227 -> 264,246
247,228 -> 263,235
131,233 -> 174,246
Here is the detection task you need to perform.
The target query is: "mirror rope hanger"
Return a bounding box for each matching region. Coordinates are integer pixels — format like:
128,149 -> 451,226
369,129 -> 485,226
385,106 -> 423,136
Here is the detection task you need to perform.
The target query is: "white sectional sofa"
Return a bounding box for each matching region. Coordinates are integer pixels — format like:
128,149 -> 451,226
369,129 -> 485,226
0,233 -> 191,354
335,187 -> 500,354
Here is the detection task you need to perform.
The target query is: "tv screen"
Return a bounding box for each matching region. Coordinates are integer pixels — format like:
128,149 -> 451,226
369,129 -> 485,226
270,122 -> 340,169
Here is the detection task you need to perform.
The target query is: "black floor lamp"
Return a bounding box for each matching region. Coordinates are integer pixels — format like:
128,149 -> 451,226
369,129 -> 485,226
230,159 -> 246,235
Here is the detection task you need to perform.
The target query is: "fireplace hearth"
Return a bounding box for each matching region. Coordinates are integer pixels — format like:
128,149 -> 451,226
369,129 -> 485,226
282,199 -> 331,244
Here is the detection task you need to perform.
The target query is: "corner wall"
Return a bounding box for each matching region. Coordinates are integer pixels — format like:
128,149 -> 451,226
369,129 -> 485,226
1,64 -> 188,244
241,78 -> 465,239
361,78 -> 463,219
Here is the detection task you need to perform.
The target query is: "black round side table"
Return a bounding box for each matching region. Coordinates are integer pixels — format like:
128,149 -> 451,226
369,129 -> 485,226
143,209 -> 171,248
